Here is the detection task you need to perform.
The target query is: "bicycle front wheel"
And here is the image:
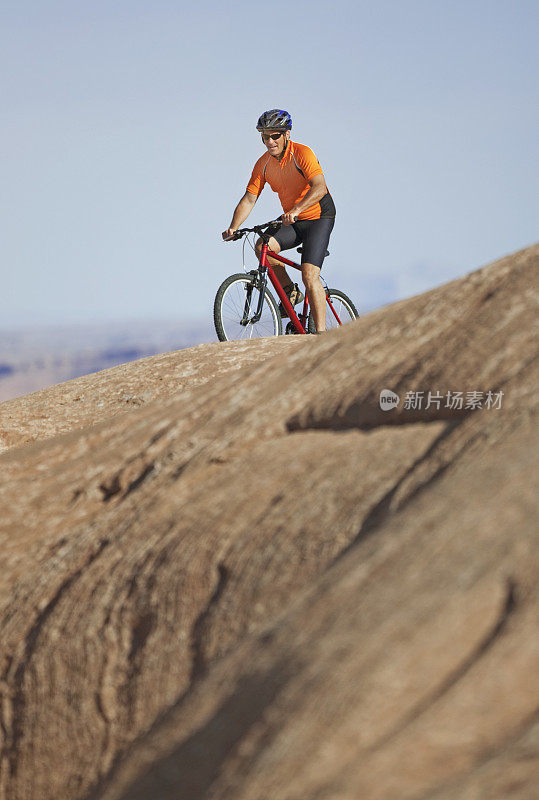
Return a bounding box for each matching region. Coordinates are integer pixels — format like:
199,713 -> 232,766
308,288 -> 359,333
214,273 -> 283,342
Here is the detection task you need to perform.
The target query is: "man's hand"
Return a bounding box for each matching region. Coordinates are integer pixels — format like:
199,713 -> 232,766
282,210 -> 299,226
222,228 -> 237,241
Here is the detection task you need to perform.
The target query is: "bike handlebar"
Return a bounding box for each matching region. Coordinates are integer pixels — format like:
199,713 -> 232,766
224,215 -> 298,241
231,218 -> 283,240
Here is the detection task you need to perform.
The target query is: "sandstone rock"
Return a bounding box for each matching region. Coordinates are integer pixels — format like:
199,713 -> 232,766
0,244 -> 537,800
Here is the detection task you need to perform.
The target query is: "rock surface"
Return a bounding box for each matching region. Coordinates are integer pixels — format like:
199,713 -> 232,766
0,244 -> 537,800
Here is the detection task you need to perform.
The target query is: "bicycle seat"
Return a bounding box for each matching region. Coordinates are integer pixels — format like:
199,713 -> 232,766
297,246 -> 330,257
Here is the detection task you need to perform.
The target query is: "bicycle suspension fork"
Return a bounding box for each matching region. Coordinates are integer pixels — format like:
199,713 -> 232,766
240,244 -> 270,325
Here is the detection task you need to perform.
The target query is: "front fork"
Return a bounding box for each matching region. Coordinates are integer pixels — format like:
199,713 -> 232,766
240,267 -> 268,325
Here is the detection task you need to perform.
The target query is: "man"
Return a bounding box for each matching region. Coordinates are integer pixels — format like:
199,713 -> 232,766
222,109 -> 336,333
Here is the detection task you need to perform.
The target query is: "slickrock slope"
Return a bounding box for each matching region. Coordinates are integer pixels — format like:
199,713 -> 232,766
0,244 -> 537,800
0,337 -> 304,452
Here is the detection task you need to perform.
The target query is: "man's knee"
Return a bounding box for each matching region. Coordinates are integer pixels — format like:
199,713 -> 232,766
255,236 -> 280,256
302,263 -> 321,288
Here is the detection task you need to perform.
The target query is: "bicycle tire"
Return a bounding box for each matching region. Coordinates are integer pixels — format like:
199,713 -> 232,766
308,288 -> 359,334
214,273 -> 283,342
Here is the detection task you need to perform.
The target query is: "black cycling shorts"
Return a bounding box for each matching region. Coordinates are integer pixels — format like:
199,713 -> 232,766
272,217 -> 335,270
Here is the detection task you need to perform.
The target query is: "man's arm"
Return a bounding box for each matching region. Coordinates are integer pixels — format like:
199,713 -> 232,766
282,174 -> 328,225
222,191 -> 257,240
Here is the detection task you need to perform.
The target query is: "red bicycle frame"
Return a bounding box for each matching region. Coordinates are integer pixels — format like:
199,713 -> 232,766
259,243 -> 343,333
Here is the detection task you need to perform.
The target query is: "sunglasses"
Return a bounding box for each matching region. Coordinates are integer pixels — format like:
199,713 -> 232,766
261,132 -> 284,142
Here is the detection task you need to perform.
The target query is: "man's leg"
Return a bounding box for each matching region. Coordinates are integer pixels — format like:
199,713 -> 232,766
255,237 -> 292,288
295,218 -> 334,332
302,263 -> 326,332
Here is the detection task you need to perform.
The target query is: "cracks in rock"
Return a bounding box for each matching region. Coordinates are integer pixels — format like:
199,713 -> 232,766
148,426 -> 170,447
99,474 -> 122,501
0,537 -> 110,784
88,550 -> 167,793
82,562 -> 233,799
328,389 -> 507,563
105,660 -> 296,800
0,655 -> 13,769
124,464 -> 155,499
287,403 -> 473,433
70,488 -> 84,504
350,381 -> 533,551
336,418 -> 463,560
127,610 -> 156,667
121,609 -> 158,722
189,563 -> 230,683
97,421 -> 176,502
94,605 -> 113,776
371,577 -> 519,753
170,461 -> 187,481
284,349 -> 539,436
118,555 -> 159,726
99,463 -> 155,502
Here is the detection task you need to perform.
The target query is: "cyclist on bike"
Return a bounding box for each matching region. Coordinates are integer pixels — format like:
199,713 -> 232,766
222,109 -> 336,333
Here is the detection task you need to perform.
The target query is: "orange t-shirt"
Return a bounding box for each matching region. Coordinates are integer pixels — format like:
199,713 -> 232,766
246,141 -> 335,221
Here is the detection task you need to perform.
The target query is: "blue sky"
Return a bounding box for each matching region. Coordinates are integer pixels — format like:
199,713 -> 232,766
1,0 -> 538,327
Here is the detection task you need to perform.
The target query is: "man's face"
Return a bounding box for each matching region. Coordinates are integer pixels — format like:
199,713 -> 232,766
261,129 -> 289,157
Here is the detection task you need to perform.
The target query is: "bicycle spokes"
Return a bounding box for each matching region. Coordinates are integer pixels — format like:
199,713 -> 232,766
214,274 -> 282,340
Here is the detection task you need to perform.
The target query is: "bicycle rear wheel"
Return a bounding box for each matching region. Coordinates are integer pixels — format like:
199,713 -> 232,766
214,273 -> 283,342
308,288 -> 359,333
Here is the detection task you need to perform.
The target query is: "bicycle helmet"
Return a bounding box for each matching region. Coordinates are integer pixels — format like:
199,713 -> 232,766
256,109 -> 292,131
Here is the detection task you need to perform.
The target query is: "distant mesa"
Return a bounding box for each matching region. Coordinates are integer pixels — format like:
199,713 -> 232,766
0,319 -> 214,402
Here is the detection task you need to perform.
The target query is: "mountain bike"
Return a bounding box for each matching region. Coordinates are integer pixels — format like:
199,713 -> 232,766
214,219 -> 358,341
